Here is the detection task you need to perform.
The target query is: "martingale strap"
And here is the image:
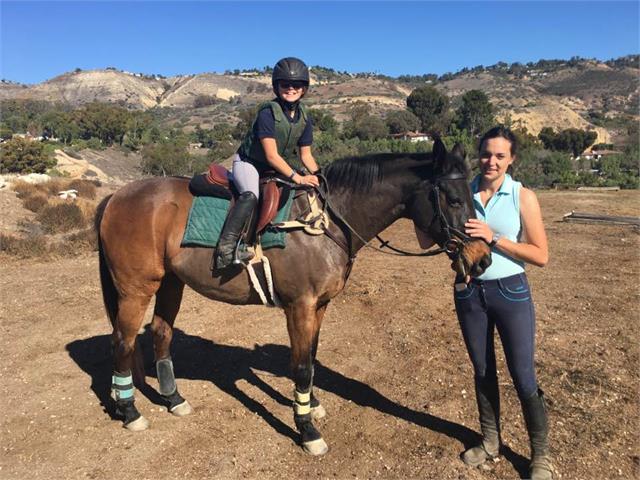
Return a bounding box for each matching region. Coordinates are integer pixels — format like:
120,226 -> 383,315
112,371 -> 134,401
271,190 -> 329,235
294,390 -> 311,416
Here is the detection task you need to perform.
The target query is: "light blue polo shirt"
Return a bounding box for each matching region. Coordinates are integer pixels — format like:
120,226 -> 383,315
471,174 -> 525,280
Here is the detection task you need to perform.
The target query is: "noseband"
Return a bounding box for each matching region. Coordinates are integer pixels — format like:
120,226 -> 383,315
425,172 -> 476,258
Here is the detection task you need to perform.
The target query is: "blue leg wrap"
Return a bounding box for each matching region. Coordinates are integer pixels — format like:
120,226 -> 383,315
112,371 -> 135,401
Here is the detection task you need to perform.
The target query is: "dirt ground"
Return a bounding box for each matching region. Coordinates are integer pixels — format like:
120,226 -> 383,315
1,188 -> 638,480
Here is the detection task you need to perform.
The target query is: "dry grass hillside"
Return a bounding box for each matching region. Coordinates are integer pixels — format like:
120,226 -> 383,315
1,57 -> 637,139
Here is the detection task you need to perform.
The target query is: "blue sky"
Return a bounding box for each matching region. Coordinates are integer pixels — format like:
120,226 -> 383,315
1,1 -> 638,84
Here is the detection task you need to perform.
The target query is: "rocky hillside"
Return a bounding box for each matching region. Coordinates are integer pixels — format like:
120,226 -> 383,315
1,56 -> 638,143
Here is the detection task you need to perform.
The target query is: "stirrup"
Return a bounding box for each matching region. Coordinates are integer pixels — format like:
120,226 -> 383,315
232,242 -> 255,265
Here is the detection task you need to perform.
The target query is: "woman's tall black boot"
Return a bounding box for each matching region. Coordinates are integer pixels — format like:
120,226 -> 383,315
521,389 -> 553,480
462,376 -> 501,466
214,191 -> 257,270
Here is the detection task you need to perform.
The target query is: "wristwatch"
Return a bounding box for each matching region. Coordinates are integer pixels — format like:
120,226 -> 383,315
489,233 -> 501,248
288,171 -> 296,180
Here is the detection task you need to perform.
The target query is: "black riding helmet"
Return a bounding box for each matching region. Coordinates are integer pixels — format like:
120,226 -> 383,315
272,57 -> 310,94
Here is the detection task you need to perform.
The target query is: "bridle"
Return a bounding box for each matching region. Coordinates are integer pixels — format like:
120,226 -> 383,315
308,171 -> 478,261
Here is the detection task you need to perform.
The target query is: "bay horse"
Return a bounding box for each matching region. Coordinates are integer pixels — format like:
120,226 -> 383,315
96,139 -> 491,455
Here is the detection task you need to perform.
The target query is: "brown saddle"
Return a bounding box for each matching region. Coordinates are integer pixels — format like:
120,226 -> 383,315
196,163 -> 286,234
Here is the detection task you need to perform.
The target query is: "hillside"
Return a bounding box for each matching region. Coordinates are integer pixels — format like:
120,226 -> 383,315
1,56 -> 638,143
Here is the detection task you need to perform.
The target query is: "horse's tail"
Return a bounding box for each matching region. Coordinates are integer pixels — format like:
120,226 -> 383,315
95,195 -> 118,328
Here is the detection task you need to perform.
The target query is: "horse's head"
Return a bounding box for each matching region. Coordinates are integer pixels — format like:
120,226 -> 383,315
408,138 -> 492,278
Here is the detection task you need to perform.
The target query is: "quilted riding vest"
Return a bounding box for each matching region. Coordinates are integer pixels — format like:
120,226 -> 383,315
237,100 -> 308,171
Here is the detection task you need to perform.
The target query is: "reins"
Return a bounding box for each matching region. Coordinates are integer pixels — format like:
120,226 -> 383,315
271,170 -> 477,263
312,172 -> 474,260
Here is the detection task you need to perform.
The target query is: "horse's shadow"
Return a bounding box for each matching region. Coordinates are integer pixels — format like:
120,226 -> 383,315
66,327 -> 529,477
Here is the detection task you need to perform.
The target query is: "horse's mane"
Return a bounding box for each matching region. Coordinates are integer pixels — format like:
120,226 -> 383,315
324,153 -> 435,193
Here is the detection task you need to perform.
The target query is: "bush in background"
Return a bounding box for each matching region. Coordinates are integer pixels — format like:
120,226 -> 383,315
0,137 -> 55,173
67,179 -> 97,200
0,233 -> 48,258
23,192 -> 49,213
37,202 -> 87,234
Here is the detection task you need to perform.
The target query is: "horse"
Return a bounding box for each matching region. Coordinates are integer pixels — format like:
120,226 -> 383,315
95,138 -> 491,455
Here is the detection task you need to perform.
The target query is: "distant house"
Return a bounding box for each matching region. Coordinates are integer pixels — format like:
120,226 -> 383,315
11,133 -> 45,142
391,131 -> 431,143
579,149 -> 623,161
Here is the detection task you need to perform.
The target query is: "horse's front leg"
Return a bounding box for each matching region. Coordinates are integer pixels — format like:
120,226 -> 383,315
286,301 -> 328,455
309,304 -> 327,421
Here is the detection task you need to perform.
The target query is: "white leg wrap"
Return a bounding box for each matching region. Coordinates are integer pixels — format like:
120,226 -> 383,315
294,390 -> 311,415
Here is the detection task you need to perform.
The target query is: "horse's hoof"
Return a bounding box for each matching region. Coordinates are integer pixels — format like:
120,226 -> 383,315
303,437 -> 329,456
310,404 -> 326,420
124,415 -> 149,432
170,400 -> 193,417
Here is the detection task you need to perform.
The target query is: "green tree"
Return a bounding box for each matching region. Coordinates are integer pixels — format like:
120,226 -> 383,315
308,108 -> 338,133
442,125 -> 475,158
74,103 -> 131,145
342,102 -> 388,140
538,127 -> 597,157
350,115 -> 388,141
456,90 -> 494,136
0,137 -> 55,173
385,110 -> 421,134
39,110 -> 80,144
141,139 -> 193,176
232,105 -> 261,140
406,86 -> 451,134
538,127 -> 556,150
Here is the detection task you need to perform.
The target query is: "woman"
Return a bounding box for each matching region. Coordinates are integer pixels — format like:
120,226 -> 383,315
215,56 -> 321,269
454,126 -> 552,479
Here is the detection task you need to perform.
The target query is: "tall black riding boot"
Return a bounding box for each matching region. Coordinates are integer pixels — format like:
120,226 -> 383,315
462,377 -> 501,467
521,389 -> 553,480
214,191 -> 257,270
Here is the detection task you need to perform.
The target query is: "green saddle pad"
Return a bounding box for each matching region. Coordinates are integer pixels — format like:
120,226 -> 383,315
181,190 -> 294,249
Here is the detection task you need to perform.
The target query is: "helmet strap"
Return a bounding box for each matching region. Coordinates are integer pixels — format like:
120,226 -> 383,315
276,97 -> 300,113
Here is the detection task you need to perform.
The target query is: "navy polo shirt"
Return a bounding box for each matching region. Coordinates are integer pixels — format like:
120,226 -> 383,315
254,103 -> 314,146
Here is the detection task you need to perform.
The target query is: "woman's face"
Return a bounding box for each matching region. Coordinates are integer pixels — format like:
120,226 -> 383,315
478,137 -> 515,183
277,81 -> 306,103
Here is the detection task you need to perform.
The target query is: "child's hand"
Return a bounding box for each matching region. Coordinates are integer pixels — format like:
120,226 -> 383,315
295,174 -> 319,187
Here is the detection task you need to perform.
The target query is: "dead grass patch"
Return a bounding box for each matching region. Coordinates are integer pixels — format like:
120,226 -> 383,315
67,179 -> 98,200
0,233 -> 48,258
37,202 -> 86,234
22,192 -> 49,213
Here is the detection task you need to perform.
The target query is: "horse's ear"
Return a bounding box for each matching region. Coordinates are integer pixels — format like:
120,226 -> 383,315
432,137 -> 447,165
451,142 -> 466,160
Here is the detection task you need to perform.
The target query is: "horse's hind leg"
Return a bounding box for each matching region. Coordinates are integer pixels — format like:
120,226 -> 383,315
286,301 -> 328,455
150,273 -> 193,417
112,293 -> 155,432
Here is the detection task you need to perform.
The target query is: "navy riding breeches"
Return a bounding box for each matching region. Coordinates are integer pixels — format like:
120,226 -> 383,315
454,272 -> 538,399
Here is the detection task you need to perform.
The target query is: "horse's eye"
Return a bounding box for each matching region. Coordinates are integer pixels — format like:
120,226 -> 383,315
450,198 -> 463,207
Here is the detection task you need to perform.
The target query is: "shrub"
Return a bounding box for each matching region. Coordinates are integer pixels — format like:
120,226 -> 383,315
67,179 -> 97,200
1,137 -> 56,173
12,180 -> 44,199
37,201 -> 86,233
193,95 -> 218,108
23,193 -> 49,213
141,140 -> 193,176
63,147 -> 83,159
63,227 -> 97,252
0,233 -> 48,257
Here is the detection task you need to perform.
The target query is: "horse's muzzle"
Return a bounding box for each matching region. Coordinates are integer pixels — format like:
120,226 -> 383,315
450,240 -> 492,278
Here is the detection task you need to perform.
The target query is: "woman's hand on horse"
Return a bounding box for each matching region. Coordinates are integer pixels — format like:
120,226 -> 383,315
464,218 -> 493,244
295,174 -> 320,187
